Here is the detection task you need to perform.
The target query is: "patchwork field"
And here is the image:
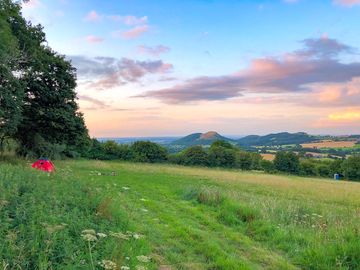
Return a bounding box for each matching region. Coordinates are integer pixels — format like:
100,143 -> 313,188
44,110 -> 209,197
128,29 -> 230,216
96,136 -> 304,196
301,140 -> 358,149
0,159 -> 359,270
260,153 -> 276,161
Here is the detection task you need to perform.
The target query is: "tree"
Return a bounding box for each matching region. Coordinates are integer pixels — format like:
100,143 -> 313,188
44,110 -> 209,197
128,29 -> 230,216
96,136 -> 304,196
299,160 -> 317,176
208,144 -> 236,168
179,146 -> 208,166
274,151 -> 300,174
235,151 -> 252,170
1,4 -> 90,157
342,156 -> 360,181
260,159 -> 275,173
130,141 -> 167,163
0,1 -> 23,152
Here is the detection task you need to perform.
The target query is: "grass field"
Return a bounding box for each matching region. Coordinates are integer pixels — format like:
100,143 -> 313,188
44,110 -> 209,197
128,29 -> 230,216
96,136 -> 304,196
301,140 -> 358,149
1,159 -> 360,270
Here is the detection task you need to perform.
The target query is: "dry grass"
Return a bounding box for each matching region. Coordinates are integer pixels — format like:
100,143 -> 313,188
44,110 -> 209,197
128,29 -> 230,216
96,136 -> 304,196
260,153 -> 275,161
301,140 -> 357,148
118,162 -> 360,206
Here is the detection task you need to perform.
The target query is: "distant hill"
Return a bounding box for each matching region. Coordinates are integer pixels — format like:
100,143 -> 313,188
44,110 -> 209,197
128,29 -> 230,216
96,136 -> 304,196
171,131 -> 234,146
237,132 -> 317,147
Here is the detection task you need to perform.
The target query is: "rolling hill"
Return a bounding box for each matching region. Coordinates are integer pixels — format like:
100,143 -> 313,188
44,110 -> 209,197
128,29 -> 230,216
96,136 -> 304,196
237,132 -> 318,147
171,131 -> 234,146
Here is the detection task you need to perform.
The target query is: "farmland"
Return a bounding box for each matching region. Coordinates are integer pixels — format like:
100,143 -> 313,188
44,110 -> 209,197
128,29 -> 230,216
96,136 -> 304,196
300,140 -> 358,149
1,159 -> 359,270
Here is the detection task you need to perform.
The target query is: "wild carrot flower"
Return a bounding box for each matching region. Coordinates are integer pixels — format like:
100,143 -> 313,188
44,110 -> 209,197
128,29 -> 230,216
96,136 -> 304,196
136,255 -> 151,263
99,260 -> 117,269
97,232 -> 107,238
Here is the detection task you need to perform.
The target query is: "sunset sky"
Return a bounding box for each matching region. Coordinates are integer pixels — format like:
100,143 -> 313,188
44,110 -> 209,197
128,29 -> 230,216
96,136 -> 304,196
22,0 -> 360,137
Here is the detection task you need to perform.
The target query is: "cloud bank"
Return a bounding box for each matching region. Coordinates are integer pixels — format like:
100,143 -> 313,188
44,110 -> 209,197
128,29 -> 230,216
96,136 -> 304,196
70,56 -> 173,90
137,37 -> 360,104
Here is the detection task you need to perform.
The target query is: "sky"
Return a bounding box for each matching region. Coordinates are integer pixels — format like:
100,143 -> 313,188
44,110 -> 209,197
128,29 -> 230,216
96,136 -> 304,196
21,0 -> 360,137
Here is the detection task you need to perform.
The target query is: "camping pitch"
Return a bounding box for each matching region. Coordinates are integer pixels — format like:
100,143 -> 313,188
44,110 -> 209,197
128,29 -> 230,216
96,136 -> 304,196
32,158 -> 55,172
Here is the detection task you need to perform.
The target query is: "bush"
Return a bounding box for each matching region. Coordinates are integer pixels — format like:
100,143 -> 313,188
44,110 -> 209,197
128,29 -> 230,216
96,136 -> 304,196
274,151 -> 300,174
342,156 -> 360,181
260,159 -> 276,173
130,141 -> 168,163
177,146 -> 208,166
208,145 -> 236,168
235,152 -> 252,170
299,160 -> 317,176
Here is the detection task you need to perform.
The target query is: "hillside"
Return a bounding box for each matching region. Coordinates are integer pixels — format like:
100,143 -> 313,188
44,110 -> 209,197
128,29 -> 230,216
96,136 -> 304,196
1,160 -> 359,269
237,132 -> 318,147
171,131 -> 234,146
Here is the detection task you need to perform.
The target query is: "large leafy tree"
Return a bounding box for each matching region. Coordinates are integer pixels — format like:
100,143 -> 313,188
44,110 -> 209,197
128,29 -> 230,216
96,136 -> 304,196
0,1 -> 23,151
1,0 -> 89,157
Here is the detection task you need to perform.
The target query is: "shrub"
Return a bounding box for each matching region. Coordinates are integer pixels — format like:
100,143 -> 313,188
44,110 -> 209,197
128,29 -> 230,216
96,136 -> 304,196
260,159 -> 276,173
208,146 -> 236,168
178,146 -> 208,166
342,155 -> 360,181
274,151 -> 300,174
130,141 -> 168,163
235,152 -> 252,170
299,160 -> 317,176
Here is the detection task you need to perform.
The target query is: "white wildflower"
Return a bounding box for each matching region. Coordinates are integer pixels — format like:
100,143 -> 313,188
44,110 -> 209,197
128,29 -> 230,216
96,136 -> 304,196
97,232 -> 107,238
132,233 -> 144,240
136,255 -> 151,263
109,231 -> 129,240
121,266 -> 130,270
125,257 -> 130,260
99,260 -> 117,270
82,233 -> 97,242
82,229 -> 96,235
122,186 -> 130,190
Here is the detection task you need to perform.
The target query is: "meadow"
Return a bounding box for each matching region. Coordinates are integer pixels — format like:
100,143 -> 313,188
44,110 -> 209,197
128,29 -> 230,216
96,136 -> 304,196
0,159 -> 359,270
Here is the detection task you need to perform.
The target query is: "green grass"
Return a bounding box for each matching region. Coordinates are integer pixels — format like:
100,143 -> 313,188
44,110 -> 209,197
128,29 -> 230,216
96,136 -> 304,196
1,160 -> 359,270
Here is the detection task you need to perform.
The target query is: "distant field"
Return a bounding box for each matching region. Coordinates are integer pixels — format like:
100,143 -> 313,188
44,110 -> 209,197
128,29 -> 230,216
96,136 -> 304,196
260,153 -> 276,161
1,160 -> 359,270
301,140 -> 358,149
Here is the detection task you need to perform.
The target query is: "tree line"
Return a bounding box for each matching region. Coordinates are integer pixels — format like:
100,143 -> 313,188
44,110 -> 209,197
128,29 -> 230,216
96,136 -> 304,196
0,0 -> 89,158
85,139 -> 360,181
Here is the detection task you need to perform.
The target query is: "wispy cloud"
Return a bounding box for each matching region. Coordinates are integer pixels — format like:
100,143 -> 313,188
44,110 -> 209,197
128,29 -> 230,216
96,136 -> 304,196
115,25 -> 150,39
86,35 -> 104,44
70,56 -> 173,90
84,10 -> 102,22
109,15 -> 148,25
137,45 -> 170,57
137,36 -> 360,104
333,0 -> 360,7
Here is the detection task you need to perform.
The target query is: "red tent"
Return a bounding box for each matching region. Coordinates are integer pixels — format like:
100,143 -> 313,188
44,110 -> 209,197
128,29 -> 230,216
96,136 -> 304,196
32,158 -> 55,172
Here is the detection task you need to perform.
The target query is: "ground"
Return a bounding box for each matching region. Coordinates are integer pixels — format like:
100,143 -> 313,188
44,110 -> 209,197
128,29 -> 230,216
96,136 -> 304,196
0,159 -> 359,270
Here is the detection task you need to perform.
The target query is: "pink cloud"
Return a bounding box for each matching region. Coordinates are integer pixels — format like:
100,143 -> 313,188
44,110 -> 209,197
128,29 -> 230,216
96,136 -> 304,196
137,45 -> 170,57
116,25 -> 150,40
84,10 -> 102,22
110,15 -> 148,25
86,35 -> 104,44
333,0 -> 360,6
22,0 -> 41,9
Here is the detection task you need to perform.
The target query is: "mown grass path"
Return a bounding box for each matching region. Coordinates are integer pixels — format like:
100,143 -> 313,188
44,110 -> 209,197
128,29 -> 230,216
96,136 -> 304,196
1,160 -> 359,270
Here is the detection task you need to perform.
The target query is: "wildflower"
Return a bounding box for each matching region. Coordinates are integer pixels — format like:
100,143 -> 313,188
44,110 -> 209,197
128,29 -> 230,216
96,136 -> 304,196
110,231 -> 129,240
122,186 -> 130,190
141,208 -> 149,212
133,233 -> 144,240
125,257 -> 130,260
97,232 -> 107,238
82,229 -> 96,235
121,266 -> 130,270
82,233 -> 97,242
99,260 -> 117,270
136,255 -> 151,263
140,198 -> 148,201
